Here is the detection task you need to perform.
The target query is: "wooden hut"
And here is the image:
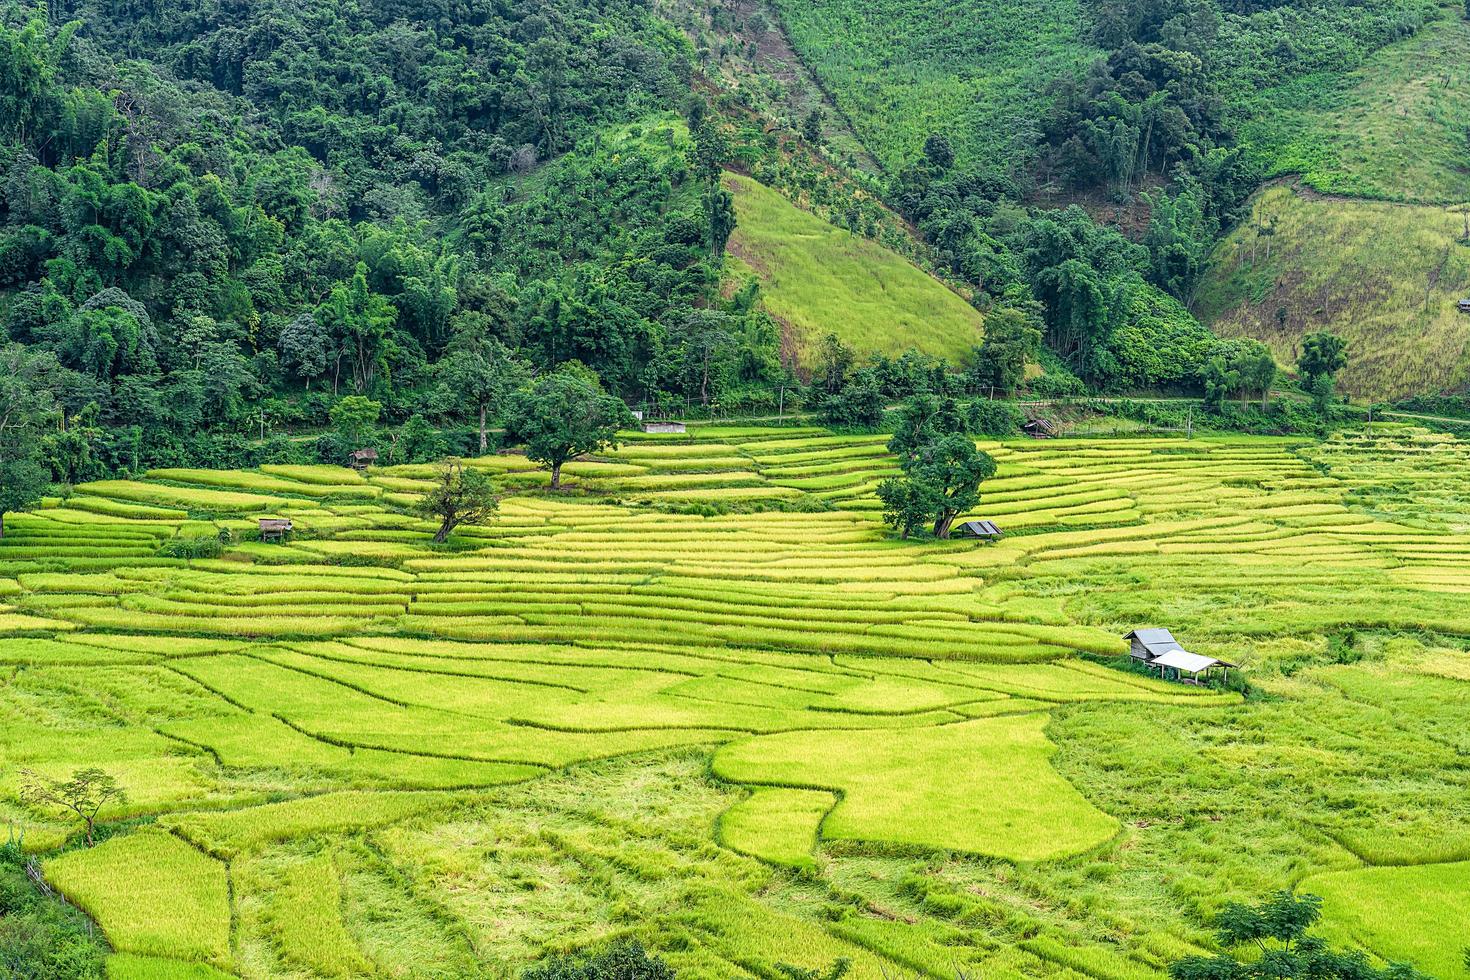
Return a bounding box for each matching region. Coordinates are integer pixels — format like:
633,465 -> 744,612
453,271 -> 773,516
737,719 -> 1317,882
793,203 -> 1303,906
954,520 -> 1003,540
258,518 -> 293,542
1124,627 -> 1181,662
347,448 -> 378,470
1022,417 -> 1057,438
1122,628 -> 1236,684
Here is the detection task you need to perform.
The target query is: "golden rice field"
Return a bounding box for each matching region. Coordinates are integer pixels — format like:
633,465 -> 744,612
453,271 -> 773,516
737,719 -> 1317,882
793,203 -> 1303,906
2,424 -> 1468,978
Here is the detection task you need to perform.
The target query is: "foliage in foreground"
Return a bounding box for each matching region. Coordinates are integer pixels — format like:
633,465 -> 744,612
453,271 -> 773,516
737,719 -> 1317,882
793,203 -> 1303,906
524,942 -> 676,980
0,841 -> 105,979
1170,891 -> 1428,980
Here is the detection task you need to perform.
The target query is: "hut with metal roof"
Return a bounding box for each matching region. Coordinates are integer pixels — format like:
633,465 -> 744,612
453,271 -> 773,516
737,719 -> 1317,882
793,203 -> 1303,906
954,520 -> 1003,540
1022,417 -> 1057,438
258,518 -> 293,542
1122,628 -> 1237,685
1148,648 -> 1236,685
1124,627 -> 1181,662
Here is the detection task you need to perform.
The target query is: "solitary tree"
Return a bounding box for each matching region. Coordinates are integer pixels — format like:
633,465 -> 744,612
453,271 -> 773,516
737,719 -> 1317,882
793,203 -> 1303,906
504,373 -> 635,489
414,460 -> 499,542
19,767 -> 126,847
878,434 -> 997,539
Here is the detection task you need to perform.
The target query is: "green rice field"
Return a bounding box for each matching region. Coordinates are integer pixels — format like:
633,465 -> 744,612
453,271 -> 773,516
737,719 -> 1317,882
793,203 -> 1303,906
3,424 -> 1468,977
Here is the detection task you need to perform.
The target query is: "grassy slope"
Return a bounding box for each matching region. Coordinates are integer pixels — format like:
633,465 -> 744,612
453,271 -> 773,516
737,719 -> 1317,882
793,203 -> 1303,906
1199,12 -> 1470,399
767,0 -> 1095,169
1195,183 -> 1470,399
724,172 -> 984,365
1242,12 -> 1470,204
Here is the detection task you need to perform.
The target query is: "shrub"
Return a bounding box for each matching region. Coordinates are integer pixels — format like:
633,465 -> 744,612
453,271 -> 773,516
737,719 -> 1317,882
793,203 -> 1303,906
523,942 -> 676,980
966,400 -> 1023,436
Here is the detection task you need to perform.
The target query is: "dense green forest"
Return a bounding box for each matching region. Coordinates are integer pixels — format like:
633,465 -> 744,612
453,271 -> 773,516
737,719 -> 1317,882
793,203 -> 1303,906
0,0 -> 1457,487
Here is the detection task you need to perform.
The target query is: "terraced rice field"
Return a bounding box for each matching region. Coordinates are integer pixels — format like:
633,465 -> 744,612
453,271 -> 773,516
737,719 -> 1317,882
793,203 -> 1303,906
2,425 -> 1468,978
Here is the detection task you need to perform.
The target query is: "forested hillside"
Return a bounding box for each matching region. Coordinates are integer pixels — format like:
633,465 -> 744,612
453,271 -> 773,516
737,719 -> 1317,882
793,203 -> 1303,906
1,0 -> 1467,489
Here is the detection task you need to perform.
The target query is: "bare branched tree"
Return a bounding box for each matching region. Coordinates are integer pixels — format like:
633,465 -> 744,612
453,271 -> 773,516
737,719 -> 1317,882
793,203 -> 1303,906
19,767 -> 127,847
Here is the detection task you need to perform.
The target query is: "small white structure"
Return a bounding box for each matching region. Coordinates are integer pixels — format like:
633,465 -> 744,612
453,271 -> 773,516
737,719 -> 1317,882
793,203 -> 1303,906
1148,649 -> 1233,685
1123,627 -> 1235,685
642,422 -> 686,434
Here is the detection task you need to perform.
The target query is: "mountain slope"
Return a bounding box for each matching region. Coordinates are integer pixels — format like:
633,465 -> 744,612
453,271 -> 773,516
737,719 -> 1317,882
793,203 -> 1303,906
1198,11 -> 1470,399
723,173 -> 984,366
1195,183 -> 1470,399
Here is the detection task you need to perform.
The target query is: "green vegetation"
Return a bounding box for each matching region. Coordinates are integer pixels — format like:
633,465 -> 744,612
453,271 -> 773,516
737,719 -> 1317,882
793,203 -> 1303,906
0,424 -> 1466,976
1245,13 -> 1470,204
1303,862 -> 1470,978
724,173 -> 984,367
768,0 -> 1095,170
1195,183 -> 1470,399
45,829 -> 231,966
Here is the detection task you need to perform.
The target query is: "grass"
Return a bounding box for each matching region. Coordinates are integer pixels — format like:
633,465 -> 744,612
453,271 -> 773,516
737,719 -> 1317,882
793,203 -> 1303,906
717,788 -> 834,870
4,426 -> 1470,977
45,828 -> 231,967
713,714 -> 1119,860
724,172 -> 984,367
767,0 -> 1095,169
1300,861 -> 1470,976
1245,13 -> 1470,204
1194,183 -> 1470,399
265,852 -> 375,976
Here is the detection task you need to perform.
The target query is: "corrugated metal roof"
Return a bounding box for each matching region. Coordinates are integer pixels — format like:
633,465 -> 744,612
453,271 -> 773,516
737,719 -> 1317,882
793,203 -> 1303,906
1150,649 -> 1221,674
1125,627 -> 1177,647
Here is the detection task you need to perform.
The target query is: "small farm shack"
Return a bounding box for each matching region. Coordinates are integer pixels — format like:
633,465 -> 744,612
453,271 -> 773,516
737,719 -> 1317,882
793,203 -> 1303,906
1125,627 -> 1181,662
1122,628 -> 1235,685
643,422 -> 686,434
258,518 -> 293,542
1022,418 -> 1057,438
347,448 -> 378,470
1459,299 -> 1470,314
954,520 -> 1003,540
1147,649 -> 1236,685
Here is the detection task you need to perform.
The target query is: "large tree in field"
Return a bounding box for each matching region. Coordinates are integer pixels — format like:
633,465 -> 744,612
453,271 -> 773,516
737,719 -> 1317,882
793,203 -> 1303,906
20,767 -> 126,847
504,373 -> 635,489
414,460 -> 499,543
878,434 -> 997,539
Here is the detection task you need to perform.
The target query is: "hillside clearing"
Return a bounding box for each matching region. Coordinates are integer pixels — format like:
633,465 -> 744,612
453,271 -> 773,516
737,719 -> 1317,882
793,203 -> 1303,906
724,172 -> 984,366
1195,182 -> 1470,399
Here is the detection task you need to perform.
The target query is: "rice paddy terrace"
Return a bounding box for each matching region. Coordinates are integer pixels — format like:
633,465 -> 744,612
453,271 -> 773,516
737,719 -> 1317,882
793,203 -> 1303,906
2,425 -> 1469,979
